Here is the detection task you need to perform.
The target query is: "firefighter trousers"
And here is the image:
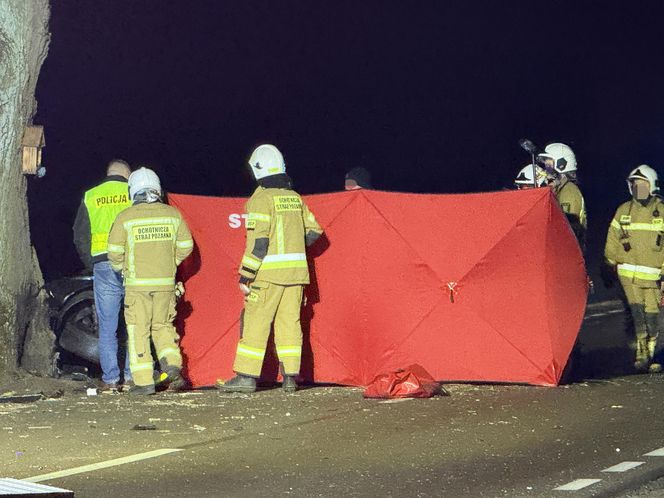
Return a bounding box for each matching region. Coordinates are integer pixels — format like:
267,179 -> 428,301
619,277 -> 661,365
124,290 -> 183,386
233,281 -> 304,378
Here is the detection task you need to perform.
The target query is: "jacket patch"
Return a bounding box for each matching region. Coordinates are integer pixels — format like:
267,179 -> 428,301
132,224 -> 174,242
94,193 -> 128,207
274,196 -> 302,212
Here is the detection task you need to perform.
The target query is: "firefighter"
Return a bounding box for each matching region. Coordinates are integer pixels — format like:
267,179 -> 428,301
73,159 -> 133,391
220,144 -> 323,393
537,143 -> 587,248
605,165 -> 664,372
107,167 -> 194,394
514,164 -> 547,190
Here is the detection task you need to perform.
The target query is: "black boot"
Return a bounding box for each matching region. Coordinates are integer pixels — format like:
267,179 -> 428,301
219,374 -> 257,393
163,366 -> 186,391
127,384 -> 156,395
282,375 -> 298,393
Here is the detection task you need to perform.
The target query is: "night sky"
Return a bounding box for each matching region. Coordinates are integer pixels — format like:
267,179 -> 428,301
30,1 -> 664,283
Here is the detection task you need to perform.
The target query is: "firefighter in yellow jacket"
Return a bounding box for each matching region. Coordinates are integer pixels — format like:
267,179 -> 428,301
605,165 -> 664,372
107,167 -> 194,394
221,144 -> 323,393
538,143 -> 587,249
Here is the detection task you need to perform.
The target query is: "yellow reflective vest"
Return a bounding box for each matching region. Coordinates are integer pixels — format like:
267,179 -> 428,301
73,176 -> 132,267
107,202 -> 194,292
605,196 -> 664,286
239,187 -> 322,285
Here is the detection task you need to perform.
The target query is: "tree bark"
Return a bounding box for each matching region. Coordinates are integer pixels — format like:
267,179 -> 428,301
0,0 -> 53,377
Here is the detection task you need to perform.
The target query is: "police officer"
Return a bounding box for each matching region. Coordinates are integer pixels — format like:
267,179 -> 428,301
73,159 -> 133,391
605,165 -> 664,372
221,144 -> 323,393
107,167 -> 194,394
538,143 -> 587,248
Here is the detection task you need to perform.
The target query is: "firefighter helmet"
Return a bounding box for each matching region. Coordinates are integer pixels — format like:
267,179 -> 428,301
537,142 -> 577,174
627,164 -> 659,195
128,167 -> 161,201
514,164 -> 547,188
248,144 -> 286,180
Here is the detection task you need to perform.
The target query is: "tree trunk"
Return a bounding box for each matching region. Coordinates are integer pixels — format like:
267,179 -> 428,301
0,0 -> 53,377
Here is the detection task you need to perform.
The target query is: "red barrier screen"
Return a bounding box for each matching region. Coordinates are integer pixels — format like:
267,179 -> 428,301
169,188 -> 587,387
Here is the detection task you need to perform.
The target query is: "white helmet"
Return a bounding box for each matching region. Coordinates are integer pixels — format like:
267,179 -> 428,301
248,144 -> 286,180
128,167 -> 161,201
514,164 -> 547,188
537,142 -> 577,174
627,164 -> 659,195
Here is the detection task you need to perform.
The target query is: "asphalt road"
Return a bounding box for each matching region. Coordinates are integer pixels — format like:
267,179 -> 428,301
3,300 -> 664,498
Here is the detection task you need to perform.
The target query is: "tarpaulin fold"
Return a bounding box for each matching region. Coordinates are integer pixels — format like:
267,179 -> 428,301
169,188 -> 587,388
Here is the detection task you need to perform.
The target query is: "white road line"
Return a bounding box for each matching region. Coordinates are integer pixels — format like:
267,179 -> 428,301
23,448 -> 183,483
584,309 -> 624,319
602,461 -> 645,472
644,447 -> 664,457
554,479 -> 602,491
378,398 -> 413,404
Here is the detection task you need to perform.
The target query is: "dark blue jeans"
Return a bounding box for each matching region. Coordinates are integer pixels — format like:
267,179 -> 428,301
93,261 -> 131,384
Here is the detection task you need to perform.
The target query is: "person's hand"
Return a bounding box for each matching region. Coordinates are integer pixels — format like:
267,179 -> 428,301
239,283 -> 251,296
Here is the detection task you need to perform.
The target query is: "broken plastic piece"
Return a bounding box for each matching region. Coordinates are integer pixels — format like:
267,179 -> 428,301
132,424 -> 157,431
0,393 -> 43,404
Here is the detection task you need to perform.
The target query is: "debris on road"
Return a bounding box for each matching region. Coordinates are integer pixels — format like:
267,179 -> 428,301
0,393 -> 43,404
132,423 -> 157,431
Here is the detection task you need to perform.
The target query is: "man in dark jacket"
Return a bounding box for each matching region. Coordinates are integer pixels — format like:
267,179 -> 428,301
344,167 -> 373,190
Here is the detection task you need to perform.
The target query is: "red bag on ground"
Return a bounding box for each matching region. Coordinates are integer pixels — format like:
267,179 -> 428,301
363,364 -> 442,399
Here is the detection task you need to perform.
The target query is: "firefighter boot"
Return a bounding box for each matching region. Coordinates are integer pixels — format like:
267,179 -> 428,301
127,384 -> 156,395
634,333 -> 650,372
282,376 -> 298,393
219,374 -> 257,393
164,366 -> 186,391
279,362 -> 298,393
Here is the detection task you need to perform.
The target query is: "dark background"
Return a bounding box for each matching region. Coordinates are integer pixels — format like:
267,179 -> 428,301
30,0 -> 664,289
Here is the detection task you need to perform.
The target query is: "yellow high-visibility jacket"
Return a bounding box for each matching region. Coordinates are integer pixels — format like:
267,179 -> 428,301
107,202 -> 194,292
605,196 -> 664,287
554,178 -> 587,248
239,187 -> 323,285
72,176 -> 132,268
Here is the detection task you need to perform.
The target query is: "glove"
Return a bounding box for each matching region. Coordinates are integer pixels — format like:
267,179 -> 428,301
175,281 -> 185,299
239,283 -> 251,296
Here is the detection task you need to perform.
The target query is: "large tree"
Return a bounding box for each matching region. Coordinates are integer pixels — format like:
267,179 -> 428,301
0,0 -> 53,377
